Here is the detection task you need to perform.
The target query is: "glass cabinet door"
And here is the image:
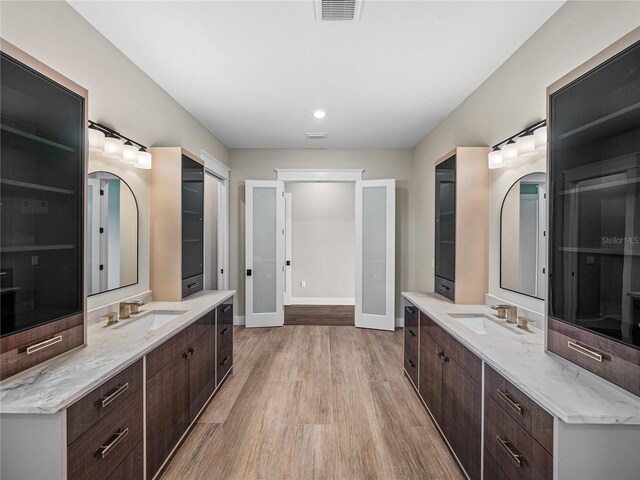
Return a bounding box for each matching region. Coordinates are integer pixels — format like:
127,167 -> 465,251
181,155 -> 204,285
1,53 -> 84,337
549,41 -> 640,349
435,155 -> 456,282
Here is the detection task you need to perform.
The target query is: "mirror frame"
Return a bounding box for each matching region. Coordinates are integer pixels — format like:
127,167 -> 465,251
499,171 -> 546,300
87,170 -> 140,297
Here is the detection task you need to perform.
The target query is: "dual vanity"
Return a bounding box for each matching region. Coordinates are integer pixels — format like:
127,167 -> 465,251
402,292 -> 640,480
0,290 -> 235,480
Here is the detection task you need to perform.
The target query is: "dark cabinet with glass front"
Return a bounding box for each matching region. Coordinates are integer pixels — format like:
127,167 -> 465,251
181,155 -> 204,298
547,32 -> 640,396
150,148 -> 204,301
0,41 -> 86,379
435,155 -> 456,300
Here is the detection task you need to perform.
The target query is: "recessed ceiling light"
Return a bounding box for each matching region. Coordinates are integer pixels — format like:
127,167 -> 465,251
313,110 -> 327,119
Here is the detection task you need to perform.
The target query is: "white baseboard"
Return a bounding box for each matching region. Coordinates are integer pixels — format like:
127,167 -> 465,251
395,317 -> 403,328
234,316 -> 245,326
291,297 -> 355,305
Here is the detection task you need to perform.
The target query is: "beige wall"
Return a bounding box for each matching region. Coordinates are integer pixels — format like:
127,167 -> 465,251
1,1 -> 229,309
410,1 -> 640,313
285,182 -> 355,301
230,148 -> 413,318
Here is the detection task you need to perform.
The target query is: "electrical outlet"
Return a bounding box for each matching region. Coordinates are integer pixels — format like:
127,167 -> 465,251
300,281 -> 306,288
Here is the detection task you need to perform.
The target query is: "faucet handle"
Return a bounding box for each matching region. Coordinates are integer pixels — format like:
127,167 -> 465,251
101,312 -> 118,326
517,316 -> 535,330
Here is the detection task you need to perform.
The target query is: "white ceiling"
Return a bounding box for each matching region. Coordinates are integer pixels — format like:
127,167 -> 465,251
70,1 -> 563,149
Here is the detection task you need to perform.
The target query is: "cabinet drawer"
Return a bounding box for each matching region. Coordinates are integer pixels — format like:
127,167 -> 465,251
182,274 -> 203,299
404,319 -> 419,356
68,387 -> 143,480
404,337 -> 419,388
422,312 -> 481,382
435,276 -> 455,301
548,317 -> 640,397
218,302 -> 233,326
192,310 -> 215,341
485,365 -> 553,453
484,393 -> 553,480
68,359 -> 143,445
217,324 -> 233,385
106,441 -> 143,480
0,313 -> 84,380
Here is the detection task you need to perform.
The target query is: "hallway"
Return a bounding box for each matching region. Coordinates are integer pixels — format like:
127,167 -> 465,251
161,325 -> 463,479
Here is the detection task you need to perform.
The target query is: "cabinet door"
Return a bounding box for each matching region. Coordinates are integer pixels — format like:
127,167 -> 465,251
146,351 -> 191,479
418,331 -> 443,426
442,357 -> 481,480
188,327 -> 216,421
181,154 -> 204,298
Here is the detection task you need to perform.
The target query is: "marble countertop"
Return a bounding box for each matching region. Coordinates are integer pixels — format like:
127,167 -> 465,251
403,292 -> 640,425
0,290 -> 235,415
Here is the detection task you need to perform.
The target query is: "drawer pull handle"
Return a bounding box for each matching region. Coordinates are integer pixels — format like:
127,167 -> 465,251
220,355 -> 231,367
187,282 -> 200,289
496,436 -> 522,467
220,327 -> 231,336
408,329 -> 416,337
25,335 -> 63,355
408,359 -> 416,368
99,428 -> 129,459
496,389 -> 523,415
101,383 -> 129,408
567,341 -> 603,362
222,305 -> 232,313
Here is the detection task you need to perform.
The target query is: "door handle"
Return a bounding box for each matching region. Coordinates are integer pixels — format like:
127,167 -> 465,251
246,269 -> 252,276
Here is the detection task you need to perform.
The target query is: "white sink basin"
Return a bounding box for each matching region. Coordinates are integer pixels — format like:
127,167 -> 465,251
448,313 -> 524,336
115,310 -> 187,332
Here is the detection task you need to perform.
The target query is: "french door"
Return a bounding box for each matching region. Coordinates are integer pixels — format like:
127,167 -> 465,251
245,180 -> 285,327
355,179 -> 396,331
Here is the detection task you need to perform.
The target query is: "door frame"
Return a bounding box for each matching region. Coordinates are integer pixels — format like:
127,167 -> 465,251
200,150 -> 230,290
284,192 -> 293,306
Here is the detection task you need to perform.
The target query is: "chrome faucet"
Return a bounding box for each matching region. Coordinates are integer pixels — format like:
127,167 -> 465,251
100,312 -> 118,326
119,301 -> 145,320
491,304 -> 518,324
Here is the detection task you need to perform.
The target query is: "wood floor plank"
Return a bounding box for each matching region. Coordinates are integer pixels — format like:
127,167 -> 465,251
161,325 -> 464,480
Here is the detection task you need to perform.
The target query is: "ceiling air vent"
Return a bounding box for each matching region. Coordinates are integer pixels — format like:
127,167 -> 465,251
306,133 -> 327,140
315,0 -> 363,21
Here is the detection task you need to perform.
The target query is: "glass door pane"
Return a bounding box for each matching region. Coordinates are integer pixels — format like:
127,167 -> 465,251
362,186 -> 387,316
435,155 -> 456,282
252,187 -> 277,314
549,40 -> 640,348
1,53 -> 84,337
181,155 -> 203,282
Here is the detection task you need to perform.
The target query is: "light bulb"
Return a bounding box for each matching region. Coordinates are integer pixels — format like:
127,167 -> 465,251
516,134 -> 537,158
313,110 -> 326,119
122,142 -> 138,164
135,149 -> 152,169
88,126 -> 105,153
488,149 -> 504,169
534,126 -> 547,152
502,142 -> 518,163
104,135 -> 124,159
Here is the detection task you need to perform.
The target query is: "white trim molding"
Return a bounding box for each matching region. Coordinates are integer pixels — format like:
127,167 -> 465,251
275,169 -> 364,183
234,316 -> 246,326
291,297 -> 355,305
396,317 -> 403,328
199,149 -> 230,180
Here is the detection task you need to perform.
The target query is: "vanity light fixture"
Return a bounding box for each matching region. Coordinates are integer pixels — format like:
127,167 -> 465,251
88,121 -> 152,169
487,119 -> 546,169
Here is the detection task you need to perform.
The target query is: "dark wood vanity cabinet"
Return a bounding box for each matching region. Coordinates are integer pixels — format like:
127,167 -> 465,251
404,305 -> 419,387
406,306 -> 481,480
216,302 -> 234,386
146,310 -> 223,479
0,40 -> 87,380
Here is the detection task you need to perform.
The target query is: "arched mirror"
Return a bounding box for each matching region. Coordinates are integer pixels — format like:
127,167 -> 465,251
500,172 -> 546,300
87,172 -> 138,296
